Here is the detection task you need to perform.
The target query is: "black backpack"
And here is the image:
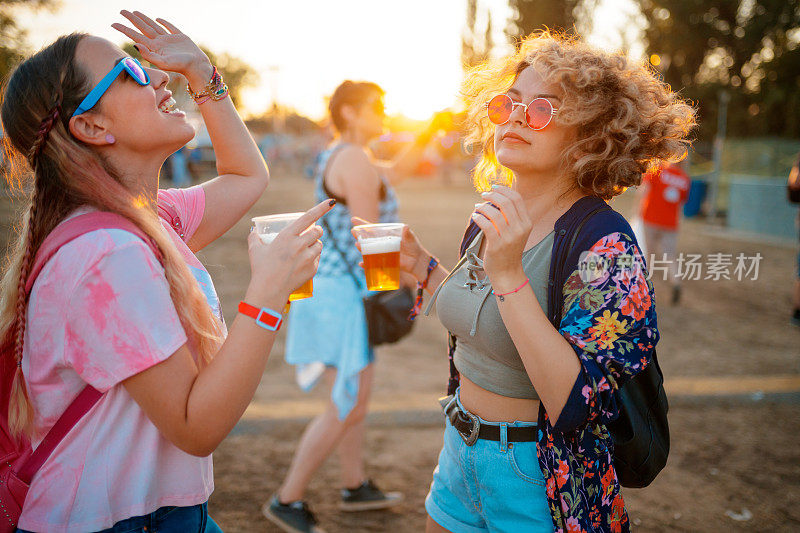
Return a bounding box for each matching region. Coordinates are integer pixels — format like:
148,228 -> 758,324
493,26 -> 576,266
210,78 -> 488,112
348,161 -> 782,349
549,204 -> 670,488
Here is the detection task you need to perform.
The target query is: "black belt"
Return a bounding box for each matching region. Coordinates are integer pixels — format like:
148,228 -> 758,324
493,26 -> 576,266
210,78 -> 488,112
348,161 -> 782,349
439,395 -> 537,446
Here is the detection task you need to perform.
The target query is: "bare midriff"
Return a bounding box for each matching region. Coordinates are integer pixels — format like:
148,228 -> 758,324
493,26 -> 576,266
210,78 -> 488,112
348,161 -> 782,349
458,374 -> 540,423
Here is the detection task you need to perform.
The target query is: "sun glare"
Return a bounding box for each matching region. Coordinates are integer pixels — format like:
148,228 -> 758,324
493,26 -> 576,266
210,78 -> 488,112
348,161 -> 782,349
16,0 -> 644,121
385,92 -> 453,122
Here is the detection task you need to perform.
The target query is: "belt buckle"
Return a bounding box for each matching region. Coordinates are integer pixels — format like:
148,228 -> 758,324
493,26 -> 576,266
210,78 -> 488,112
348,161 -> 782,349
458,410 -> 480,446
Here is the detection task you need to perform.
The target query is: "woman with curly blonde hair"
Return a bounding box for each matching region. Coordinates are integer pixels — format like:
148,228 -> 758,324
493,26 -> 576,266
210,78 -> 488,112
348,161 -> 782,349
373,31 -> 695,532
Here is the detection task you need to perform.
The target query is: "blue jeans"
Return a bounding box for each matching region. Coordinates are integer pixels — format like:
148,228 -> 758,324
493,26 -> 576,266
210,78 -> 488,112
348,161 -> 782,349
19,502 -> 222,533
425,391 -> 553,532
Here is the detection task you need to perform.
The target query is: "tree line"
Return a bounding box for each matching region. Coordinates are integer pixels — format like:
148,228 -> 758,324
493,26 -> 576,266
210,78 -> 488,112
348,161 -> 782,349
3,1 -> 798,141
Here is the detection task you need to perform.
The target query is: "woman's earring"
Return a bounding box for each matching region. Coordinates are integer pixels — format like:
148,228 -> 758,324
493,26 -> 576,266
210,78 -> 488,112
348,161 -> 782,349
105,134 -> 115,144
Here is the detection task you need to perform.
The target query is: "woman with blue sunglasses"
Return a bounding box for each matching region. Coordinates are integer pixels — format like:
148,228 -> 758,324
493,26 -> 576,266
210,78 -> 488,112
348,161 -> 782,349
1,10 -> 333,532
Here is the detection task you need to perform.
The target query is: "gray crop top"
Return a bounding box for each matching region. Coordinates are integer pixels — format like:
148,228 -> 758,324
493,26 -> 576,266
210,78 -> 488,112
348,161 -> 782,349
428,230 -> 554,399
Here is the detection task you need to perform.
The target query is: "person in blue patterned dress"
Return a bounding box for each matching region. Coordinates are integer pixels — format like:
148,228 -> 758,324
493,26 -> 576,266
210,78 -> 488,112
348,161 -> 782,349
265,81 -> 439,532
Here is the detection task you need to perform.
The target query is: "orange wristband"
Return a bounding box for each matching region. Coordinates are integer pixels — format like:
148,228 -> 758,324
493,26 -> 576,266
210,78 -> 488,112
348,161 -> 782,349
238,301 -> 283,331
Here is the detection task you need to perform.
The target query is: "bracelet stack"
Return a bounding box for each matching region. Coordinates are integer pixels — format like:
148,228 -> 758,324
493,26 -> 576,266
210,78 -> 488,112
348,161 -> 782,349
187,66 -> 229,105
408,256 -> 439,320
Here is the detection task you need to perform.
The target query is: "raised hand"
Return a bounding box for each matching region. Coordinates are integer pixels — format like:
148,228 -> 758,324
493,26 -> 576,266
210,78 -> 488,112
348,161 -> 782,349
470,185 -> 532,293
111,10 -> 213,89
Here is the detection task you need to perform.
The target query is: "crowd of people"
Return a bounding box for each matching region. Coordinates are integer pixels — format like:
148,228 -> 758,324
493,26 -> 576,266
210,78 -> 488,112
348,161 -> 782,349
1,10 -> 701,533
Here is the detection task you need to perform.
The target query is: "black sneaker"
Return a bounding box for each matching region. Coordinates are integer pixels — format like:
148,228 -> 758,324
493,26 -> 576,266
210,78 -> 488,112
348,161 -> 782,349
792,309 -> 800,327
339,479 -> 403,512
263,495 -> 326,533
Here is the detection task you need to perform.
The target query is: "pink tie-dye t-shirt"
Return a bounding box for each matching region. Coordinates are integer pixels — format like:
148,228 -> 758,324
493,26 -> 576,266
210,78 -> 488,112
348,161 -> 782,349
18,186 -> 224,532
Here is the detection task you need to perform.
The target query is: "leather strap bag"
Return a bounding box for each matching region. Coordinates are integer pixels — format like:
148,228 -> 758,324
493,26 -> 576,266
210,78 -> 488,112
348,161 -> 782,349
318,144 -> 414,346
321,217 -> 415,346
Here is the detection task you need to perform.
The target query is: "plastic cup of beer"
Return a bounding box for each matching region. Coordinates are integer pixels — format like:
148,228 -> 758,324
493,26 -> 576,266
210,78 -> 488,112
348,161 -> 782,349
251,213 -> 314,301
352,223 -> 405,291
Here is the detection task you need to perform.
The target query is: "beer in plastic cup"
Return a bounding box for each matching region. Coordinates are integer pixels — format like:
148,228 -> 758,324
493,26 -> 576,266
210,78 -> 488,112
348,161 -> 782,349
352,223 -> 404,291
251,213 -> 314,301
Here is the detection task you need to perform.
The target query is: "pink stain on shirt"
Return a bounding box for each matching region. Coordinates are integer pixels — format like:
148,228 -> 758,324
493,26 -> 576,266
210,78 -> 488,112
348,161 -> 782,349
83,274 -> 117,331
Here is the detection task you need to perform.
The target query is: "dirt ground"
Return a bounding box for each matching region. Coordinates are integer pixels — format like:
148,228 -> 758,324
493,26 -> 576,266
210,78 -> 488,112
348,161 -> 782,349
2,166 -> 799,532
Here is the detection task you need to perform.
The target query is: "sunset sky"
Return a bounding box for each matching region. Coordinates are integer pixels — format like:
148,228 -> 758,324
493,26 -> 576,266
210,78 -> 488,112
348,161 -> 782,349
14,0 -> 641,120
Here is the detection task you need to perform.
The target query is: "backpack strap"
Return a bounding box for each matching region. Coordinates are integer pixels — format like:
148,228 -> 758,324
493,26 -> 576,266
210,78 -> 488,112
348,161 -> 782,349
18,211 -> 162,483
548,203 -> 611,328
319,216 -> 364,291
458,220 -> 481,257
26,212 -> 161,294
16,386 -> 102,484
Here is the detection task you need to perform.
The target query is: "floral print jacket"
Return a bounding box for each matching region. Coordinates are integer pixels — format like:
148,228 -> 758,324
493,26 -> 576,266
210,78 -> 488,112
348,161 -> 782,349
449,196 -> 658,533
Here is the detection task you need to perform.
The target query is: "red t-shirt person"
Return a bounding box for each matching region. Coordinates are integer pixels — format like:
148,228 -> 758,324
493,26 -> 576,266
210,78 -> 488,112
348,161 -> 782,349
640,162 -> 691,230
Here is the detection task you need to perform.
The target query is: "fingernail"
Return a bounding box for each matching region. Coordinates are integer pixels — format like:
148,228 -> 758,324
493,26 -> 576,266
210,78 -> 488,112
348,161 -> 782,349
491,184 -> 499,189
481,191 -> 490,196
328,199 -> 336,207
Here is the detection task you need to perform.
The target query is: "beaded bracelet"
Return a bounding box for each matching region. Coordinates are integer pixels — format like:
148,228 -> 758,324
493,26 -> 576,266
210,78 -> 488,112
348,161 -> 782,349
187,66 -> 229,104
408,256 -> 440,320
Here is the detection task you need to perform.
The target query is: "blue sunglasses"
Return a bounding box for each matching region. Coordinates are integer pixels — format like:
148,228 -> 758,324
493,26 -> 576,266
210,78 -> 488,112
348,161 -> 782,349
72,57 -> 150,117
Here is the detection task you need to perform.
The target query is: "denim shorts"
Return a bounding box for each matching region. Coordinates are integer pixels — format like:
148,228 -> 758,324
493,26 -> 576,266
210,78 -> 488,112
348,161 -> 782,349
19,501 -> 223,533
425,391 -> 553,533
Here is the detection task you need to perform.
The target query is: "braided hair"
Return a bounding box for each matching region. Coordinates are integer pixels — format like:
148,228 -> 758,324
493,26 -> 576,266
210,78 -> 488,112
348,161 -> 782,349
0,35 -> 82,437
27,101 -> 63,167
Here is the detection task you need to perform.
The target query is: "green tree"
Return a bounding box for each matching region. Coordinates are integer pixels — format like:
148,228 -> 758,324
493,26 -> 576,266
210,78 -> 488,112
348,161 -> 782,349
638,0 -> 800,138
245,107 -> 320,135
462,0 -> 494,70
0,0 -> 55,81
